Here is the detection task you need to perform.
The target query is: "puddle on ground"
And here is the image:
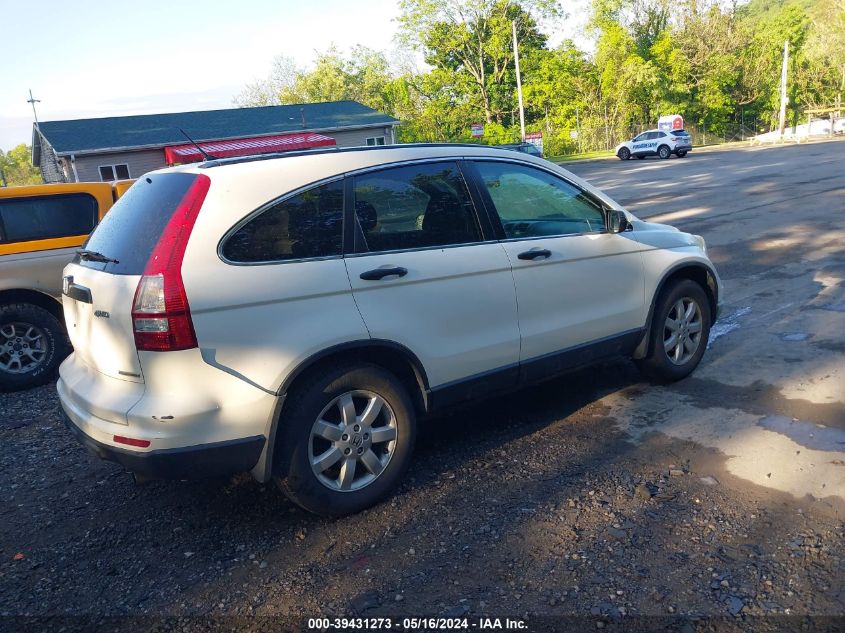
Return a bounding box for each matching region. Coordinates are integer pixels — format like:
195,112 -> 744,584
781,332 -> 811,341
758,414 -> 845,451
707,307 -> 752,348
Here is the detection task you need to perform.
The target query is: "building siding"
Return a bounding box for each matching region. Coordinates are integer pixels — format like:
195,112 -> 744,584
72,149 -> 168,182
331,127 -> 395,147
63,124 -> 397,181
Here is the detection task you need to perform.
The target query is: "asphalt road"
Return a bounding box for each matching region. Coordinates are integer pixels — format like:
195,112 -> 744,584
1,139 -> 843,631
564,139 -> 845,501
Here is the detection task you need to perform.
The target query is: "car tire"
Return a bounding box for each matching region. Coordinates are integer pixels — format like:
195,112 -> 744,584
636,280 -> 711,383
677,150 -> 688,157
274,363 -> 417,517
617,147 -> 631,160
658,145 -> 671,159
0,302 -> 70,392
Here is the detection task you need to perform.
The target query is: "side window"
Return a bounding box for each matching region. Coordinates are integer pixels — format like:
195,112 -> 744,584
98,164 -> 131,181
353,162 -> 481,252
0,194 -> 98,243
474,162 -> 606,238
222,180 -> 343,263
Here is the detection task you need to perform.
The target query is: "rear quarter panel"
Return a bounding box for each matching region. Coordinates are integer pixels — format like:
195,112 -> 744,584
181,172 -> 370,394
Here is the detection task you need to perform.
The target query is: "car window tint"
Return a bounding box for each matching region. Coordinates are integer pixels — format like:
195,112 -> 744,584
223,180 -> 343,263
353,162 -> 480,252
475,162 -> 605,238
82,173 -> 201,273
0,194 -> 97,244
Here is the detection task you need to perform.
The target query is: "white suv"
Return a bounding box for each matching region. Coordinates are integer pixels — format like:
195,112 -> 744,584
616,129 -> 692,160
57,144 -> 720,516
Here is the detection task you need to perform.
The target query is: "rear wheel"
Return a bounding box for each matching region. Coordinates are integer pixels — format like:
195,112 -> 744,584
617,147 -> 631,160
0,303 -> 70,391
637,280 -> 711,383
274,363 -> 417,516
658,145 -> 671,159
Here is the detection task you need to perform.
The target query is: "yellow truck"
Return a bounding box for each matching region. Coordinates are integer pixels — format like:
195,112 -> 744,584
0,181 -> 132,390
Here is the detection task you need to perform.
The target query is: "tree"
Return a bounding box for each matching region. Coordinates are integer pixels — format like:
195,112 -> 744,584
234,47 -> 397,114
398,0 -> 559,124
234,56 -> 298,107
0,145 -> 41,187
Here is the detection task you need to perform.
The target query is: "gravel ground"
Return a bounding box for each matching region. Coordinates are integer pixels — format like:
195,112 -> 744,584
1,141 -> 844,632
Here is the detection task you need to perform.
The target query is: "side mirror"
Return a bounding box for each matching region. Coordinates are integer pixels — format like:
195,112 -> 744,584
608,209 -> 631,234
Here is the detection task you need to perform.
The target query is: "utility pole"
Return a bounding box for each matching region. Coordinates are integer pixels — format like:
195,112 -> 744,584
27,89 -> 41,126
512,20 -> 526,142
778,41 -> 789,137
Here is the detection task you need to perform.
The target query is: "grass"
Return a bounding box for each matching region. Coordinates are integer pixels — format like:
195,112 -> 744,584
548,149 -> 616,163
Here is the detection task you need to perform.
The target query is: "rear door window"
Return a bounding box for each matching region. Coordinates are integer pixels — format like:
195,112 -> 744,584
222,180 -> 344,263
80,173 -> 199,274
0,194 -> 97,244
353,162 -> 481,252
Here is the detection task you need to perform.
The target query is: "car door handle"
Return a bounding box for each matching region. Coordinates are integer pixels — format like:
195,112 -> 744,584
517,248 -> 552,261
359,266 -> 408,281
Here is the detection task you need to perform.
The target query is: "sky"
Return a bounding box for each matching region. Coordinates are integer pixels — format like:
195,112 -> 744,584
0,0 -> 588,151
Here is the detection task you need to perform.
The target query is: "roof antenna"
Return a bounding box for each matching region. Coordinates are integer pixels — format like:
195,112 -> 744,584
179,128 -> 217,161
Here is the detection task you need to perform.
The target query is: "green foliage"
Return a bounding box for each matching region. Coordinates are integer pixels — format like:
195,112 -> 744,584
0,145 -> 41,187
236,0 -> 844,153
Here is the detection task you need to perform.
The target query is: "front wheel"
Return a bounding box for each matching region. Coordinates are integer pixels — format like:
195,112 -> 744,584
658,145 -> 671,159
617,147 -> 631,160
637,280 -> 711,383
0,303 -> 70,392
274,364 -> 417,516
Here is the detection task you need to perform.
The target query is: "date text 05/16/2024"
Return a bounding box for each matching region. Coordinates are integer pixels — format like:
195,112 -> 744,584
307,617 -> 528,630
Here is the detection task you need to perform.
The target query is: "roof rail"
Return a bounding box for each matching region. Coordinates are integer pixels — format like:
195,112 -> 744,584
197,142 -> 500,169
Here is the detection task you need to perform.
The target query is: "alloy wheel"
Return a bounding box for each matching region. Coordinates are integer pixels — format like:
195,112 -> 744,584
663,298 -> 703,365
308,390 -> 398,492
0,322 -> 48,374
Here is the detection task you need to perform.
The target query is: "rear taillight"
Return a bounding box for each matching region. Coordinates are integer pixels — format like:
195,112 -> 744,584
132,174 -> 210,352
671,137 -> 679,142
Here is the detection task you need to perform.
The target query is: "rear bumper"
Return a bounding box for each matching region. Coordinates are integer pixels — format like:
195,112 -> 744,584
61,408 -> 265,480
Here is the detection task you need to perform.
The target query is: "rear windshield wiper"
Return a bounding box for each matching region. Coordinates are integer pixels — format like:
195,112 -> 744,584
77,249 -> 119,264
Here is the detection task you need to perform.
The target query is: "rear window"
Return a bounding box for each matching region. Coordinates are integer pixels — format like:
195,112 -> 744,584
0,194 -> 97,244
673,130 -> 690,136
79,173 -> 199,274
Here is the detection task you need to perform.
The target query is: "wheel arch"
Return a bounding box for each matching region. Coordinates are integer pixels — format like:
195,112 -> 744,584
0,288 -> 64,324
258,340 -> 431,483
633,262 -> 720,359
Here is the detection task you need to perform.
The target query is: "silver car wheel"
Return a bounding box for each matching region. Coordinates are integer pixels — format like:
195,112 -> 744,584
308,390 -> 398,492
663,298 -> 703,365
0,322 -> 48,374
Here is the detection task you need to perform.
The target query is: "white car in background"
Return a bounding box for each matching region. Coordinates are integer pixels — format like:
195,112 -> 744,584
616,129 -> 692,160
57,144 -> 720,516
